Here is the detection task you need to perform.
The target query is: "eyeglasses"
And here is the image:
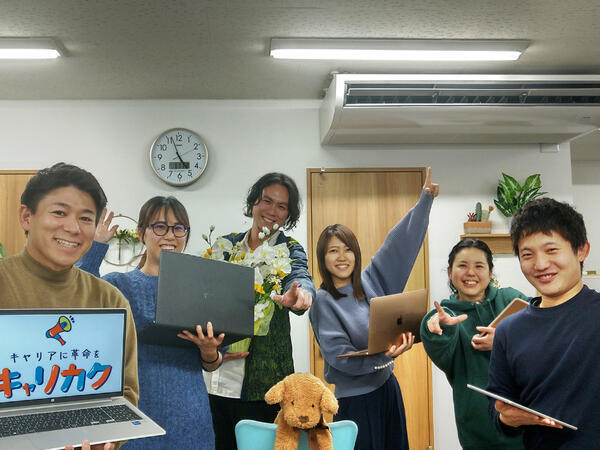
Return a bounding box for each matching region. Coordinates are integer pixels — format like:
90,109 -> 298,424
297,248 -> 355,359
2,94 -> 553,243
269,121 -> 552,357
149,222 -> 190,238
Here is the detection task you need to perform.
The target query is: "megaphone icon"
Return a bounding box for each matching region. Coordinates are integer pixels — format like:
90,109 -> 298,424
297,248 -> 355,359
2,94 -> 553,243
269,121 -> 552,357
46,315 -> 72,346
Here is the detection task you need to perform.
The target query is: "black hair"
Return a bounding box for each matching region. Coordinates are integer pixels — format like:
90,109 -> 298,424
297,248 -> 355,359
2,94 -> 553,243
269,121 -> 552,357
316,224 -> 365,301
137,196 -> 191,268
510,197 -> 587,269
447,238 -> 494,294
21,163 -> 107,225
243,172 -> 301,230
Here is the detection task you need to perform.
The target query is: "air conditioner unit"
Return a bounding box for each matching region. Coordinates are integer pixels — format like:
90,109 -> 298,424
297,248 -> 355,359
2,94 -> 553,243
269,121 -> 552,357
320,74 -> 600,145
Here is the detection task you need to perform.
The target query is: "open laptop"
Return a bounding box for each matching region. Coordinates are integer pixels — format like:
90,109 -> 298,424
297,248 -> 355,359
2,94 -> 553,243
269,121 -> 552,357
138,251 -> 255,348
0,308 -> 165,450
338,289 -> 428,357
467,384 -> 578,431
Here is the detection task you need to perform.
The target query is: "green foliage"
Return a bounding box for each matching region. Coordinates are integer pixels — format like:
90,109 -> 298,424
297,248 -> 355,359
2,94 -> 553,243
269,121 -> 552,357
494,173 -> 547,217
0,242 -> 6,258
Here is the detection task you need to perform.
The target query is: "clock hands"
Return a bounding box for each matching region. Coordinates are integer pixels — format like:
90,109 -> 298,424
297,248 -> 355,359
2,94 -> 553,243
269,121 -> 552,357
171,139 -> 185,164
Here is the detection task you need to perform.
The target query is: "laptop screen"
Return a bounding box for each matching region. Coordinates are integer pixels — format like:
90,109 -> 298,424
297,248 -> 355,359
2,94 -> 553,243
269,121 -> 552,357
0,309 -> 126,408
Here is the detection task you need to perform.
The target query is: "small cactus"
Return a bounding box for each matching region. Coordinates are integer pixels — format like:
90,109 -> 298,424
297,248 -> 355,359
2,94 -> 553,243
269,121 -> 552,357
475,202 -> 482,221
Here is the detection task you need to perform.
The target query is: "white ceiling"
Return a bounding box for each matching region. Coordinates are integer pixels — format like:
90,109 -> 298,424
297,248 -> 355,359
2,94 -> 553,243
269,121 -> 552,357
1,0 -> 600,158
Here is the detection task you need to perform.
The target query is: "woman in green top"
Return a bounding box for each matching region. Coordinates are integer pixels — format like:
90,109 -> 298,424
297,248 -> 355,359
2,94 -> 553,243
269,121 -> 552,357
421,238 -> 527,450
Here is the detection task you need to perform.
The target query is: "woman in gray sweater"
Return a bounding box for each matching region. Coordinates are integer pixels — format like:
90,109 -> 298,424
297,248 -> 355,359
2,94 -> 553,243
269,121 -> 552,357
309,168 -> 438,450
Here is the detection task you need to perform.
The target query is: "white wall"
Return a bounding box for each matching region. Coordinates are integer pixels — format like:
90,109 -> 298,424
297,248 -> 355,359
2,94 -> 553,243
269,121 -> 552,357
572,160 -> 600,273
0,100 -> 574,450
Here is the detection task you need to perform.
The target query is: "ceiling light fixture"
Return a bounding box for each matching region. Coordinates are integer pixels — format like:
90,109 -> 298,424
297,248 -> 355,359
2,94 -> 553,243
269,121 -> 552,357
0,37 -> 64,59
270,38 -> 529,61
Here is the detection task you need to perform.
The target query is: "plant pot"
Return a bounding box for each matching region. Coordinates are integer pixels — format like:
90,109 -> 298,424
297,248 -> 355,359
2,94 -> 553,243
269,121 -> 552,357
464,221 -> 492,234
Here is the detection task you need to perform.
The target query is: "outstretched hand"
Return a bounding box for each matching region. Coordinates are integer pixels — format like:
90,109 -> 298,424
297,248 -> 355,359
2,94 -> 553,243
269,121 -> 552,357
272,281 -> 312,311
426,301 -> 467,335
423,167 -> 439,198
95,208 -> 119,243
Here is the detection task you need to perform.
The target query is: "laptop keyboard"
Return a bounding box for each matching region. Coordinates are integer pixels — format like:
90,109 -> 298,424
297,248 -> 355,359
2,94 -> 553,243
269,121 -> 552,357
0,404 -> 142,438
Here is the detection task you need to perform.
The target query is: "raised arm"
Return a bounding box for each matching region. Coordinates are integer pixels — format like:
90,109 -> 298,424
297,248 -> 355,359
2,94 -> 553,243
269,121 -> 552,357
363,167 -> 438,296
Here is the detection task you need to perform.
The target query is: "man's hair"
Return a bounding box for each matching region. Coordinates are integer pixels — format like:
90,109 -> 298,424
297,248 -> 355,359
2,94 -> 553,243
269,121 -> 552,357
510,197 -> 587,258
21,163 -> 107,225
316,223 -> 365,301
243,172 -> 301,230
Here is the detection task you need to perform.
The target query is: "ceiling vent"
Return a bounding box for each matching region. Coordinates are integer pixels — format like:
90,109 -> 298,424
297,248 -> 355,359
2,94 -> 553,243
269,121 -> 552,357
320,74 -> 600,144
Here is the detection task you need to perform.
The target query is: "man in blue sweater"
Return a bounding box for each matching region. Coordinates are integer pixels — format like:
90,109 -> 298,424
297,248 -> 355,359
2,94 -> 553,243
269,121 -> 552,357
487,197 -> 600,448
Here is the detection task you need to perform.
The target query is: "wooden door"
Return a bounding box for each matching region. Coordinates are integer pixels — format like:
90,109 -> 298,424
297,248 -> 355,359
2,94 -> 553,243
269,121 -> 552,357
0,171 -> 37,256
307,167 -> 433,450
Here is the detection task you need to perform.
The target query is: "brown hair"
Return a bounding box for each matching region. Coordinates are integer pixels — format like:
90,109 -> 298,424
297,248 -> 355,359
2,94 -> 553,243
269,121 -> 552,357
137,196 -> 191,268
316,224 -> 365,300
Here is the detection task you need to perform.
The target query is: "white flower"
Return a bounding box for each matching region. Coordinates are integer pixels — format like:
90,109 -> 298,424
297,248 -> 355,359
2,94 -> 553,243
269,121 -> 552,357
210,237 -> 233,259
254,302 -> 269,321
273,223 -> 279,231
258,231 -> 265,240
262,226 -> 270,235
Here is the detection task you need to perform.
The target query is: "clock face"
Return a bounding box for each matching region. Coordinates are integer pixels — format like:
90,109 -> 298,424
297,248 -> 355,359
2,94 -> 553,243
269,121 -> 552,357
149,128 -> 208,186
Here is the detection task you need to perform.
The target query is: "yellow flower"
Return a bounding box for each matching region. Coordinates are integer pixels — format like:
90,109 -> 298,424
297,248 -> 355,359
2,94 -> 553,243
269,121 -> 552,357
273,284 -> 280,291
203,252 -> 210,258
235,256 -> 241,261
240,252 -> 246,259
206,248 -> 212,255
277,270 -> 286,278
254,284 -> 265,294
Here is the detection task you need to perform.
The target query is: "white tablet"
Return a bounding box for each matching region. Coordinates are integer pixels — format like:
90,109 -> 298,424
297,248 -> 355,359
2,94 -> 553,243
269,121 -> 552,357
466,384 -> 578,431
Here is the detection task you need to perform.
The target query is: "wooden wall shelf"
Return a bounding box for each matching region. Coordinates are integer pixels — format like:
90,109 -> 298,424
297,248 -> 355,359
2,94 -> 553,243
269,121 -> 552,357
460,233 -> 513,254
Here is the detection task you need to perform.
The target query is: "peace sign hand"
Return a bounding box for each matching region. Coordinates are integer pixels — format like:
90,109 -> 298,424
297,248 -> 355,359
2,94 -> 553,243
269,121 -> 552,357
426,301 -> 467,335
423,167 -> 439,198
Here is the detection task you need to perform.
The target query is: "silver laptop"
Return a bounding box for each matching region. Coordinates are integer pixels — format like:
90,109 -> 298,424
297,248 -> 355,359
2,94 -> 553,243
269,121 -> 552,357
0,309 -> 165,450
138,251 -> 255,348
338,289 -> 428,357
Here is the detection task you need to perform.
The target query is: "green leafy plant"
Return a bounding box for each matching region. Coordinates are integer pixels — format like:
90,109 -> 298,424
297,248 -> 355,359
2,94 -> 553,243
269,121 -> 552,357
494,173 -> 547,217
0,242 -> 6,259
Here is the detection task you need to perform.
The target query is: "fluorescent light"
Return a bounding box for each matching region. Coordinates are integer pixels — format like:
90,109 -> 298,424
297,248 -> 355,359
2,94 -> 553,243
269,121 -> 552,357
0,37 -> 64,60
270,38 -> 529,61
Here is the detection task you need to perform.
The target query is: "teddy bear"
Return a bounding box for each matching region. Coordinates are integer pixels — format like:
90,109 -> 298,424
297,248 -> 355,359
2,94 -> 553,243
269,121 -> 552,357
264,373 -> 339,450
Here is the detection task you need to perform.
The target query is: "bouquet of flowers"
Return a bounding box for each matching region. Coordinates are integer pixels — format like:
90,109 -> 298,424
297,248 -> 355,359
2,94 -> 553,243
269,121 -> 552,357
202,224 -> 292,352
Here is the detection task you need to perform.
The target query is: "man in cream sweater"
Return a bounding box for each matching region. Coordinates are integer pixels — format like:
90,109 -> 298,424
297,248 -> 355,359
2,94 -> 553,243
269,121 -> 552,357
0,163 -> 139,450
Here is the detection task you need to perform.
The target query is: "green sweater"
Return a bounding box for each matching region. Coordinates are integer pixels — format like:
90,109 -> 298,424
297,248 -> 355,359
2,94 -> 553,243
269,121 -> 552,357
0,250 -> 139,408
421,285 -> 527,450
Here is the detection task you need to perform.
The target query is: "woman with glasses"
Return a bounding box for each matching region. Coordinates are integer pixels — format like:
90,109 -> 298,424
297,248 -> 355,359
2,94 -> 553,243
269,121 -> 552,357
77,196 -> 220,449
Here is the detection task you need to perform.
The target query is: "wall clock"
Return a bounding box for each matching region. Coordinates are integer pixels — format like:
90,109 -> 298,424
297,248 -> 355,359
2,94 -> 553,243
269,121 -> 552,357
149,128 -> 208,186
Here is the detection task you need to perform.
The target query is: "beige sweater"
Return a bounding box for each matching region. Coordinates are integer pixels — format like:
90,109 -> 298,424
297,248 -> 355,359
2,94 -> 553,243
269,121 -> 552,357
0,250 -> 139,407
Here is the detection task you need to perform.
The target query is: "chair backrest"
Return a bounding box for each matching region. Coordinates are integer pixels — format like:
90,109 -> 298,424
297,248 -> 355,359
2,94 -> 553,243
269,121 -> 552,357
235,419 -> 358,450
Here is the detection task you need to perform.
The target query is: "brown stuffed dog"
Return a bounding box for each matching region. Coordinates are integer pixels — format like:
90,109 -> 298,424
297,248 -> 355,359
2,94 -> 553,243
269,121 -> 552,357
265,373 -> 339,450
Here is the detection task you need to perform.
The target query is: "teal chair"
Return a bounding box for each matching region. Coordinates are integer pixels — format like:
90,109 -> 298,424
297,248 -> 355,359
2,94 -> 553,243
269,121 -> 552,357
235,419 -> 358,450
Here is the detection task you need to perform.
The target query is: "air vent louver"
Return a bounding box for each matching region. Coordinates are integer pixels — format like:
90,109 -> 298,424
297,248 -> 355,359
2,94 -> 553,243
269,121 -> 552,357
345,82 -> 600,106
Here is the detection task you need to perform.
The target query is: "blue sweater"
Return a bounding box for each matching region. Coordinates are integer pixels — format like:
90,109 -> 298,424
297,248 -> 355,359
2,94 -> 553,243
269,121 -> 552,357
488,285 -> 600,449
309,191 -> 433,398
77,242 -> 214,450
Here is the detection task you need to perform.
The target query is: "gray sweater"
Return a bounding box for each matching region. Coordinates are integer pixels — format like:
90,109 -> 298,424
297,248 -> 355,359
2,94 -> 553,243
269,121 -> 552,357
309,190 -> 433,398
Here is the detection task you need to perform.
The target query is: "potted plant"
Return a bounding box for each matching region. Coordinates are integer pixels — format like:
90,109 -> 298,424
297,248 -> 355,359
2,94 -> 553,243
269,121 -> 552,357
464,202 -> 494,234
494,173 -> 546,217
0,242 -> 6,259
